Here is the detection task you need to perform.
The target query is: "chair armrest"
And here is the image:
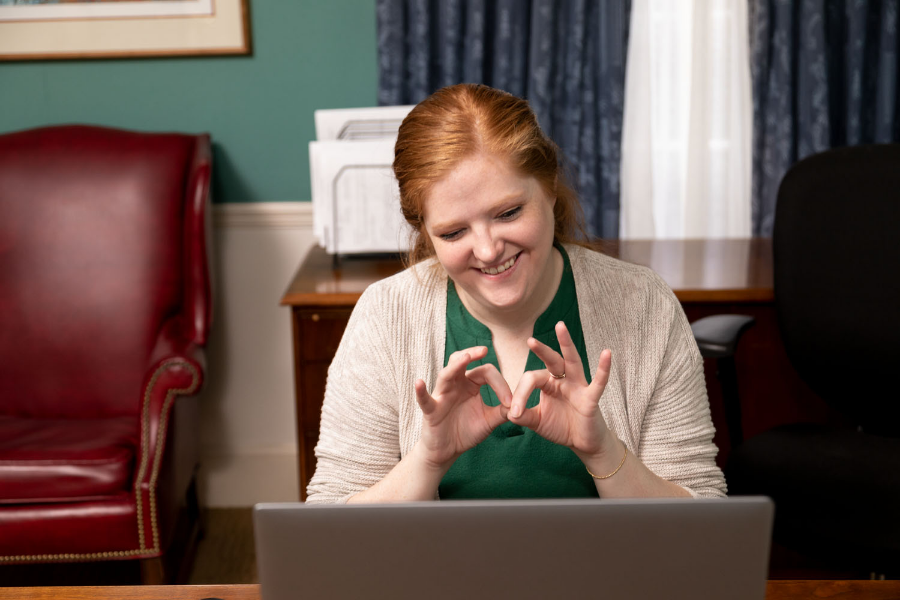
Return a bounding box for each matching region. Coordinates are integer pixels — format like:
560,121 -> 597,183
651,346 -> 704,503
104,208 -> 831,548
690,315 -> 755,359
690,314 -> 755,448
133,316 -> 206,552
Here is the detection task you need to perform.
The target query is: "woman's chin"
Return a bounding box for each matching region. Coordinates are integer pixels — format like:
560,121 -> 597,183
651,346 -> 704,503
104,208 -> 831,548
469,290 -> 527,314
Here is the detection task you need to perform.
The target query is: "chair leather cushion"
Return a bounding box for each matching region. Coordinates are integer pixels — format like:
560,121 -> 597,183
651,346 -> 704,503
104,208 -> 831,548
0,415 -> 138,504
0,497 -> 140,557
726,423 -> 900,570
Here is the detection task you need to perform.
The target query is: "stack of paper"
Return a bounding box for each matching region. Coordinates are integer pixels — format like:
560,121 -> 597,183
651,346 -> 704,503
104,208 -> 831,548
309,106 -> 415,255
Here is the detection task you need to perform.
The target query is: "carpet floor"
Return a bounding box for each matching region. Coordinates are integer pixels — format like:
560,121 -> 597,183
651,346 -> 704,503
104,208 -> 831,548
189,508 -> 257,584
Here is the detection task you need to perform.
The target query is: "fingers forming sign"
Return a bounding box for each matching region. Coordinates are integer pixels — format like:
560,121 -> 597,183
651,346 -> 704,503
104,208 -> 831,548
508,321 -> 613,457
414,346 -> 512,469
413,325 -> 613,467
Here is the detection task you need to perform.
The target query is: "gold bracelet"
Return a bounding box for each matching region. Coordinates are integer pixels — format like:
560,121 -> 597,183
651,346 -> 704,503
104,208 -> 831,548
585,441 -> 628,480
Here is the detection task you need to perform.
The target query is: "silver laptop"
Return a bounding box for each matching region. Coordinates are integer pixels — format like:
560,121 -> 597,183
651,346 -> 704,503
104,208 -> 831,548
254,497 -> 773,600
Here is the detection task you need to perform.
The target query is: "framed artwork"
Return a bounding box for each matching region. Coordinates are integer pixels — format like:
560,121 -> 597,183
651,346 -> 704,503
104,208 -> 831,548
0,0 -> 251,61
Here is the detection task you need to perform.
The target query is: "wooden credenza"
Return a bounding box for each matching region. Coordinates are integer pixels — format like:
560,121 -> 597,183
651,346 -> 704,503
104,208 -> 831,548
282,239 -> 831,500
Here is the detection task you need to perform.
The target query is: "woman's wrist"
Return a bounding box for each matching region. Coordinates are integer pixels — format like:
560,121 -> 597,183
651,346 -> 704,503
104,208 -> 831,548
576,435 -> 625,478
347,441 -> 454,504
411,438 -> 459,476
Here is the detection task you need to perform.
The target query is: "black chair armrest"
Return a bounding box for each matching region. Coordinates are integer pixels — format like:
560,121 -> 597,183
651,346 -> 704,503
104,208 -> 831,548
690,315 -> 755,448
691,315 -> 756,359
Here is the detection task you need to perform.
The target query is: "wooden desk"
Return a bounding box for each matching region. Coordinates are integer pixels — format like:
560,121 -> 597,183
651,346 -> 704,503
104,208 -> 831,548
280,239 -> 774,307
282,239 -> 827,500
4,581 -> 900,599
0,585 -> 259,600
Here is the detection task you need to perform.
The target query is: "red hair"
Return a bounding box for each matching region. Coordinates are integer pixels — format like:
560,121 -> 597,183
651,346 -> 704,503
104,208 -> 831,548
393,84 -> 591,267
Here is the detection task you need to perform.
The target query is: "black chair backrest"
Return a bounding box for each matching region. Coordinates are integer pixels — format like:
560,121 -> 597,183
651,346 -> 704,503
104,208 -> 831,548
774,144 -> 900,436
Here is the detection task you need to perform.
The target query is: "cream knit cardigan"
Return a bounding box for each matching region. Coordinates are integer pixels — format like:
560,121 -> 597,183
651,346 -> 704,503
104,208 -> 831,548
306,244 -> 727,503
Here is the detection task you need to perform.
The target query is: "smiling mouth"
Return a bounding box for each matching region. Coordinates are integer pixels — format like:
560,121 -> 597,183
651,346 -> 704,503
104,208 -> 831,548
479,252 -> 520,275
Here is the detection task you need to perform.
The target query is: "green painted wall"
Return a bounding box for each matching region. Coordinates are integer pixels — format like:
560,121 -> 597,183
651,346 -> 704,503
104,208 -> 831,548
0,1 -> 378,203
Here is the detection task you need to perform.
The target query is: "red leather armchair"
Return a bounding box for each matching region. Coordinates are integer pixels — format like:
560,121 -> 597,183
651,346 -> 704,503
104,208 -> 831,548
0,125 -> 212,583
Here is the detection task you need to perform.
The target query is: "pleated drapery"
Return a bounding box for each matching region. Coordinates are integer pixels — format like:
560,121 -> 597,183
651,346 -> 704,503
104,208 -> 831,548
750,0 -> 900,237
377,0 -> 632,239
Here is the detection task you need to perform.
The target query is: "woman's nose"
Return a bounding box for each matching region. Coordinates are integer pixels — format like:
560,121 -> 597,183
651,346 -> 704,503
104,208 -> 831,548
473,228 -> 503,264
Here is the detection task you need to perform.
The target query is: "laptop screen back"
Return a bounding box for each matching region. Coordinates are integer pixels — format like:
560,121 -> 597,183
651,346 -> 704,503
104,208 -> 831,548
254,497 -> 773,600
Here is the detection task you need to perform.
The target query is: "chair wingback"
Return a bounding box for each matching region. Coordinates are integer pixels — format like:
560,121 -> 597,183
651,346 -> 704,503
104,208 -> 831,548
0,125 -> 212,418
774,144 -> 900,434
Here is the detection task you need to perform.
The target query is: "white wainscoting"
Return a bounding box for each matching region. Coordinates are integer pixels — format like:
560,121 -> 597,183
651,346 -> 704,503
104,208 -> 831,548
197,202 -> 315,507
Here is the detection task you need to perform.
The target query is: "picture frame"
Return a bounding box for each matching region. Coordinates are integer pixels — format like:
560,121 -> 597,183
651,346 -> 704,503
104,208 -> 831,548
0,0 -> 251,61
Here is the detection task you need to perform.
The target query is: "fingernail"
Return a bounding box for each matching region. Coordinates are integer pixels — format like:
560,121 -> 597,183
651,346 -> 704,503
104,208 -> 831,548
510,405 -> 521,418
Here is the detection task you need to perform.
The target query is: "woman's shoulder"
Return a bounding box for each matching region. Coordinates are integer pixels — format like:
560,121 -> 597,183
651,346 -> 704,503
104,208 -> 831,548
335,257 -> 447,373
354,257 -> 447,318
564,243 -> 676,304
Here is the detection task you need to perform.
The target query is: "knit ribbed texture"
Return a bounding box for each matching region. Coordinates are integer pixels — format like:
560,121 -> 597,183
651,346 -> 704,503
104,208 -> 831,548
306,245 -> 727,503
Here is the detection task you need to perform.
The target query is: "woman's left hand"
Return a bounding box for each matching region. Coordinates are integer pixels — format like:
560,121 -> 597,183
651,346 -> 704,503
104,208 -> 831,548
507,321 -> 613,458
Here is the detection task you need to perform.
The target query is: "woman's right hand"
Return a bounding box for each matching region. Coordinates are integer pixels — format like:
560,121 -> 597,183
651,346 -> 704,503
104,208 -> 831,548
414,346 -> 511,470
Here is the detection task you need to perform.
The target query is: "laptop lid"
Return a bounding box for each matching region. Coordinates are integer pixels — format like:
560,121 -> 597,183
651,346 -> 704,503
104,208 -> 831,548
254,497 -> 773,600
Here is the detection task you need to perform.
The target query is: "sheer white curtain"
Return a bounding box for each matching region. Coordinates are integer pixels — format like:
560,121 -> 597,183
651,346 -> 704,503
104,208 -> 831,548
619,0 -> 752,239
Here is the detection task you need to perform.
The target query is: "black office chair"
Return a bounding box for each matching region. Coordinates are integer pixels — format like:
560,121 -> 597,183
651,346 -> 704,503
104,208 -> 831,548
691,144 -> 900,576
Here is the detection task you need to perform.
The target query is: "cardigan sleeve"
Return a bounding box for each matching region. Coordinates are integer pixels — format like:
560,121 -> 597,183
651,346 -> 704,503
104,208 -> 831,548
636,283 -> 728,499
305,285 -> 403,504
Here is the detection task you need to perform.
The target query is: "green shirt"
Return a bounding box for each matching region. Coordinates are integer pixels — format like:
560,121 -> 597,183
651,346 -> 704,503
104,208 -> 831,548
439,245 -> 599,499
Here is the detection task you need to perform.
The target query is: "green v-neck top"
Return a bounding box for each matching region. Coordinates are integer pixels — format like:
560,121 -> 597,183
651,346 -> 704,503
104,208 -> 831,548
438,244 -> 599,499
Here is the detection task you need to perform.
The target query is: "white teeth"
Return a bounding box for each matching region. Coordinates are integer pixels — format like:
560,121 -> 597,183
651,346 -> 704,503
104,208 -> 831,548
480,254 -> 516,275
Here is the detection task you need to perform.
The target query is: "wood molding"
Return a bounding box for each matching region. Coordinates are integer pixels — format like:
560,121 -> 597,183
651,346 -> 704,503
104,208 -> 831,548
213,202 -> 313,229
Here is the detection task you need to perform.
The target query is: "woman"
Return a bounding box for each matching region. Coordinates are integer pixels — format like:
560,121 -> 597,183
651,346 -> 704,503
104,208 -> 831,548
306,84 -> 726,503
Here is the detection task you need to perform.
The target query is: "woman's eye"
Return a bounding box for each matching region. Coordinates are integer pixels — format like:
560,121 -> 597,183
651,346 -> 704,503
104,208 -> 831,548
439,229 -> 463,241
499,207 -> 522,220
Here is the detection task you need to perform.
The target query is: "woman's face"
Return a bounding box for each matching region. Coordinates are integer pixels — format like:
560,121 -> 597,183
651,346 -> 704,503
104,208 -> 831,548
422,152 -> 558,321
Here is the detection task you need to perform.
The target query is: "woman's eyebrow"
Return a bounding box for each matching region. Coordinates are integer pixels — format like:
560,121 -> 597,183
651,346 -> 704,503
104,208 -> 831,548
429,217 -> 464,233
493,192 -> 527,207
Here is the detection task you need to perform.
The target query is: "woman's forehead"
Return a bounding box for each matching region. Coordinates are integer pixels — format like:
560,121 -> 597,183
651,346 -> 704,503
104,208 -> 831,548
421,154 -> 539,221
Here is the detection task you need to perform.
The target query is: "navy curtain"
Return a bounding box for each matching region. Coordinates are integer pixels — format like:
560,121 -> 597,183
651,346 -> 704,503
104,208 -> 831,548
750,0 -> 900,237
377,0 -> 631,239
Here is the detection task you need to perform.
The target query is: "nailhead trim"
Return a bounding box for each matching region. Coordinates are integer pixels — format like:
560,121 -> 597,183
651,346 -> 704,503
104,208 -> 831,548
0,550 -> 145,562
136,358 -> 199,552
147,360 -> 199,551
